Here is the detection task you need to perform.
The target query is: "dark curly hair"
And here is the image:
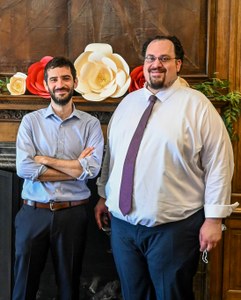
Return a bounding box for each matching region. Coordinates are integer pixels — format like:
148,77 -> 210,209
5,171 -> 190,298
44,56 -> 77,82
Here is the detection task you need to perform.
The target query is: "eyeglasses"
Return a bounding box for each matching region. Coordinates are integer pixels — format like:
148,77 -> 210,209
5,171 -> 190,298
144,55 -> 178,64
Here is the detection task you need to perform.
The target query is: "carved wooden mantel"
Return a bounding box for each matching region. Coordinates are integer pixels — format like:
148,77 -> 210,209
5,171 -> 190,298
0,95 -> 123,142
0,94 -> 228,142
0,94 -> 229,142
0,95 -> 120,119
0,95 -> 121,112
0,94 -> 227,113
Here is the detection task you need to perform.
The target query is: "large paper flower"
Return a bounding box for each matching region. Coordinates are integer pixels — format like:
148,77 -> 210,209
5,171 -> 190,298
7,72 -> 27,95
74,43 -> 131,101
26,56 -> 53,98
129,65 -> 145,92
129,65 -> 190,92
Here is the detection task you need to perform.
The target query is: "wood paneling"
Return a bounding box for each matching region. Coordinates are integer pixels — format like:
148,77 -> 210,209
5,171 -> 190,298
222,213 -> 241,300
1,0 -> 210,78
0,0 -> 68,73
0,122 -> 19,142
211,2 -> 241,299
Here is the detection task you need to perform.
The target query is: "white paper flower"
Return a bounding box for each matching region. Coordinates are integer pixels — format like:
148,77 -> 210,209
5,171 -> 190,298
7,72 -> 27,95
74,43 -> 131,101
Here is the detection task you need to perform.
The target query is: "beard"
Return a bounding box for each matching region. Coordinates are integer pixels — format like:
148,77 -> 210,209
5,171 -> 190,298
148,77 -> 165,89
49,87 -> 74,106
147,67 -> 166,90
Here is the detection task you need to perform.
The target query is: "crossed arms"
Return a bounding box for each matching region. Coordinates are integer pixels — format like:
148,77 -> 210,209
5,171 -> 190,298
34,147 -> 94,181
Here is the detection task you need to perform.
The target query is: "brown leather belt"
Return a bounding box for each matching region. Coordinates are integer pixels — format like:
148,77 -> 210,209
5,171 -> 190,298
23,199 -> 89,211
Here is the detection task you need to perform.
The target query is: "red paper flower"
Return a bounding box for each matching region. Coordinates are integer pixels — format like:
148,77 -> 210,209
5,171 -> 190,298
26,56 -> 53,98
128,65 -> 146,92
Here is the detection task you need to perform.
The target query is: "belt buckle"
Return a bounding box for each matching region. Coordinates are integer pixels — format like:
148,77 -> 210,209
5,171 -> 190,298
50,201 -> 57,211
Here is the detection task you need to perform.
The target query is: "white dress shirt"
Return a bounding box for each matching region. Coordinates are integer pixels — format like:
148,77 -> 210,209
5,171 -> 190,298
97,77 -> 239,226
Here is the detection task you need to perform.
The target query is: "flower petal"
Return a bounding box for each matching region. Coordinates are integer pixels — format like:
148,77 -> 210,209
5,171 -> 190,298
82,92 -> 107,102
129,65 -> 145,92
102,57 -> 118,73
14,72 -> 27,79
99,83 -> 117,98
74,52 -> 91,75
27,62 -> 42,75
115,69 -> 127,87
79,62 -> 95,79
75,80 -> 91,94
88,52 -> 105,63
84,43 -> 113,55
40,56 -> 53,65
112,53 -> 130,74
112,76 -> 131,98
35,81 -> 48,93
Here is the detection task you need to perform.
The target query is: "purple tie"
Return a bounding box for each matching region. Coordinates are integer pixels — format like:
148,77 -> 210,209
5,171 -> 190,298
119,95 -> 157,215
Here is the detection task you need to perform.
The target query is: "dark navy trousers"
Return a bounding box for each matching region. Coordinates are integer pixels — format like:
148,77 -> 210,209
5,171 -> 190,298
111,209 -> 204,300
12,203 -> 88,300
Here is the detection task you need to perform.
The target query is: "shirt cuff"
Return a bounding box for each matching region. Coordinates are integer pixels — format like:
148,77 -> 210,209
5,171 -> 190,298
204,202 -> 239,218
34,165 -> 48,182
77,157 -> 93,180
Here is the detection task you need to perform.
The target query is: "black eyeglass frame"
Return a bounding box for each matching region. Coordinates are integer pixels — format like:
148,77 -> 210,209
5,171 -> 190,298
144,55 -> 179,63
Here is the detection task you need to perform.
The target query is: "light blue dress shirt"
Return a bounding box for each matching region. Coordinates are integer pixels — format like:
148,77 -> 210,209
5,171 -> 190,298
16,104 -> 104,203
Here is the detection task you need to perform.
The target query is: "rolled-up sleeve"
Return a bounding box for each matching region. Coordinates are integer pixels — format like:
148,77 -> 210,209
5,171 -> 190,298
76,119 -> 104,181
16,115 -> 47,181
201,102 -> 239,217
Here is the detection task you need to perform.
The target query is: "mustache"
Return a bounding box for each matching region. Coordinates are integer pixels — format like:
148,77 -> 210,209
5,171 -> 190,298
54,87 -> 69,93
148,67 -> 166,73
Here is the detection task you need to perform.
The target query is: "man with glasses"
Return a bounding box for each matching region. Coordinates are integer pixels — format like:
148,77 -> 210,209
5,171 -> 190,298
95,36 -> 238,300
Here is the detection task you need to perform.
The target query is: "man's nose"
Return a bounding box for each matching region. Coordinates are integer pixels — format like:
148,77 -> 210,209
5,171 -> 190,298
152,57 -> 164,67
55,79 -> 64,88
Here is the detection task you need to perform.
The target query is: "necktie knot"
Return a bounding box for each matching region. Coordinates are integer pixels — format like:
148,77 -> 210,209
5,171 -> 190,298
149,95 -> 157,103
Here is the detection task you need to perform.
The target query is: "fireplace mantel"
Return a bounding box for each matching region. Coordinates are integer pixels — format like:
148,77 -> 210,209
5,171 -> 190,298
0,95 -> 124,143
0,94 -> 227,146
0,94 -> 225,117
0,95 -> 121,112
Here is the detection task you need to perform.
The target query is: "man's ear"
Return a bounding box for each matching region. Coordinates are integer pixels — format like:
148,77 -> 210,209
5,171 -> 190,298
43,80 -> 48,92
74,77 -> 78,89
176,59 -> 182,73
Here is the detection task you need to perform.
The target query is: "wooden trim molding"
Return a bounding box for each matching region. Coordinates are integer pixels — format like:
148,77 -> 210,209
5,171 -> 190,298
0,95 -> 120,114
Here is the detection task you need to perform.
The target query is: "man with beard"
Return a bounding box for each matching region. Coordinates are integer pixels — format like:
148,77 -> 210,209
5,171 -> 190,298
13,57 -> 104,300
95,36 -> 238,300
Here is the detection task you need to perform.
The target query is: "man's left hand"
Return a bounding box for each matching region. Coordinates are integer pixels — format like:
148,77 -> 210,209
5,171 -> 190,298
199,218 -> 222,252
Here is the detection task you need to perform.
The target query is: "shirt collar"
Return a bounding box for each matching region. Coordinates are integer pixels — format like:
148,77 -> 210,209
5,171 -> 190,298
44,103 -> 80,120
144,76 -> 184,102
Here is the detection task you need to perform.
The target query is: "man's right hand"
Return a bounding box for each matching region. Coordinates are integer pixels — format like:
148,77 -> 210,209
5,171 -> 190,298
94,197 -> 110,229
